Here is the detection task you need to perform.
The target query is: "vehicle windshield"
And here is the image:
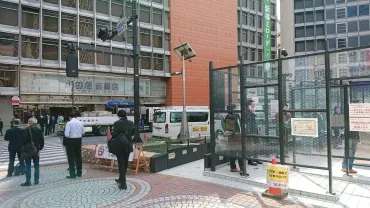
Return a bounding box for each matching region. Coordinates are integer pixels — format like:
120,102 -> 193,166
153,112 -> 166,123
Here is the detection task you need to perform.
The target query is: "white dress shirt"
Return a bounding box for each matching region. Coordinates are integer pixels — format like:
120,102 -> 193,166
64,118 -> 84,138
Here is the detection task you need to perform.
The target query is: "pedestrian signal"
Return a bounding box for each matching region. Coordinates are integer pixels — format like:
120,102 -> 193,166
66,55 -> 79,77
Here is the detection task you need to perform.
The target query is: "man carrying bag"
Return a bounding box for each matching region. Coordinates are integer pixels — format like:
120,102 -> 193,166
21,118 -> 44,186
108,110 -> 134,190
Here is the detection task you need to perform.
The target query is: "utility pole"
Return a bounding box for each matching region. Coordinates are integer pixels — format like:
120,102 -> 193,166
132,0 -> 141,143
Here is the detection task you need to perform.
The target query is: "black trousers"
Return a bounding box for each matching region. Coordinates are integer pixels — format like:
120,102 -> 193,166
230,158 -> 244,170
65,138 -> 82,176
116,152 -> 130,185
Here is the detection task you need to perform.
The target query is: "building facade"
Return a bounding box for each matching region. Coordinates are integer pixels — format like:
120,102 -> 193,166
0,0 -> 169,123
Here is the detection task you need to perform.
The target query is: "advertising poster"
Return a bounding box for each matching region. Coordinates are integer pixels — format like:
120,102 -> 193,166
291,118 -> 318,137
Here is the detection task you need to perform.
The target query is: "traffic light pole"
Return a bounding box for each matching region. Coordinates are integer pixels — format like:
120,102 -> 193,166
132,0 -> 141,143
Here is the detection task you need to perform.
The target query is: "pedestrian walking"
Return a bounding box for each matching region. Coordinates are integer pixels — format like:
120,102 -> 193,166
57,114 -> 64,132
64,113 -> 84,179
21,117 -> 44,186
110,110 -> 134,190
51,116 -> 56,134
39,115 -> 45,133
4,119 -> 25,177
0,117 -> 3,136
246,100 -> 262,166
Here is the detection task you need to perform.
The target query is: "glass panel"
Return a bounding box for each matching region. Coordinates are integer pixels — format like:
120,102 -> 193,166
43,0 -> 58,4
111,0 -> 124,17
61,13 -> 77,35
22,6 -> 40,30
62,0 -> 76,8
96,0 -> 109,15
61,40 -> 72,61
153,8 -> 162,26
0,33 -> 18,57
80,0 -> 93,11
141,52 -> 151,69
42,38 -> 58,60
79,43 -> 94,64
153,31 -> 163,48
153,53 -> 163,71
112,48 -> 125,67
0,2 -> 18,26
140,6 -> 150,23
96,45 -> 111,66
79,16 -> 94,38
22,36 -> 39,59
43,10 -> 58,32
359,4 -> 370,16
0,64 -> 18,87
140,28 -> 151,46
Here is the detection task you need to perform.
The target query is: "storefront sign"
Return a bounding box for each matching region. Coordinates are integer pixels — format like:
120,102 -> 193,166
349,103 -> 370,118
266,164 -> 289,188
350,118 -> 370,132
11,96 -> 20,105
264,0 -> 271,73
291,118 -> 318,137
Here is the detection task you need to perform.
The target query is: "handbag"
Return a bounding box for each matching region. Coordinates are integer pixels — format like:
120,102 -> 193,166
22,127 -> 38,159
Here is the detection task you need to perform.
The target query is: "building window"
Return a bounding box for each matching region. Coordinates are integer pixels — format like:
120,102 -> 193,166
153,31 -> 163,48
251,48 -> 256,61
257,32 -> 262,45
240,0 -> 247,7
271,20 -> 276,31
141,52 -> 151,69
42,38 -> 58,61
140,6 -> 151,23
79,0 -> 93,11
21,36 -> 38,59
295,41 -> 305,52
337,38 -> 347,48
79,16 -> 94,38
111,48 -> 125,67
242,11 -> 248,25
61,13 -> 77,35
43,10 -> 58,32
153,8 -> 162,26
0,2 -> 18,26
125,26 -> 133,44
336,23 -> 347,33
127,50 -> 133,68
250,31 -> 256,44
61,40 -> 71,61
153,0 -> 163,4
111,0 -> 123,17
79,43 -> 94,64
305,0 -> 313,8
96,0 -> 109,15
295,13 -> 304,24
360,35 -> 370,46
257,0 -> 262,12
328,38 -> 336,49
359,20 -> 370,31
242,29 -> 248,42
258,16 -> 262,28
153,53 -> 163,71
336,8 -> 346,19
250,0 -> 255,10
336,0 -> 345,3
326,24 -> 335,34
140,28 -> 151,47
96,19 -> 110,35
305,11 -> 314,23
43,0 -> 58,5
295,27 -> 305,38
306,40 -> 315,51
348,36 -> 358,48
316,25 -> 325,36
326,9 -> 335,20
249,66 -> 256,77
22,6 -> 40,30
295,0 -> 304,9
316,39 -> 325,51
61,0 -> 76,8
271,36 -> 276,47
242,46 -> 248,61
126,2 -> 133,17
257,49 -> 262,61
348,21 -> 358,32
164,33 -> 169,51
326,0 -> 334,5
306,26 -> 314,37
315,0 -> 324,7
249,14 -> 255,27
96,45 -> 110,66
271,4 -> 275,16
315,10 -> 324,21
271,51 -> 276,59
347,6 -> 357,17
0,33 -> 18,57
359,5 -> 370,16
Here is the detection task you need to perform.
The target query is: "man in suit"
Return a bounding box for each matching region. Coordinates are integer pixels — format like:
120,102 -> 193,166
4,119 -> 25,177
64,113 -> 84,179
21,117 -> 44,186
111,110 -> 134,190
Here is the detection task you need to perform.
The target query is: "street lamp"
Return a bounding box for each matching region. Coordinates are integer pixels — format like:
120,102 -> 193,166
173,42 -> 196,140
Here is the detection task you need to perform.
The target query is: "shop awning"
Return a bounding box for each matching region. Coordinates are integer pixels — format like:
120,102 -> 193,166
106,101 -> 135,107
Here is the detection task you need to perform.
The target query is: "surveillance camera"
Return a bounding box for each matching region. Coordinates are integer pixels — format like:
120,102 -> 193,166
281,49 -> 288,57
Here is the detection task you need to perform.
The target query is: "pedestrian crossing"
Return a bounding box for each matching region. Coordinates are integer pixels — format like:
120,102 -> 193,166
0,137 -> 67,171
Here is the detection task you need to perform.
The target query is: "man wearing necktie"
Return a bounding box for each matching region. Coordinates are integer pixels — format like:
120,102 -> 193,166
64,113 -> 84,179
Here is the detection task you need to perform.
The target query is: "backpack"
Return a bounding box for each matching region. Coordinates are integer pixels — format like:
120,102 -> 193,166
108,132 -> 133,154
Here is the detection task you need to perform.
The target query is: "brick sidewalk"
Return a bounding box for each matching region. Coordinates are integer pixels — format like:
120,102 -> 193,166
0,164 -> 320,208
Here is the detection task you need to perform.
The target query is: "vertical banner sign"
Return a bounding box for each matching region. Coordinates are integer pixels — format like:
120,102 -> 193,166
264,0 -> 271,74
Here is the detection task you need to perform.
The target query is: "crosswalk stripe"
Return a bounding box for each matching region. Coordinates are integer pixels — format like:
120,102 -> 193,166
0,137 -> 67,171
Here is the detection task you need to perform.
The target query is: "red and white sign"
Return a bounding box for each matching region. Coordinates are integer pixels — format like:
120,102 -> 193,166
11,96 -> 20,105
350,118 -> 370,132
94,144 -> 136,162
349,103 -> 370,118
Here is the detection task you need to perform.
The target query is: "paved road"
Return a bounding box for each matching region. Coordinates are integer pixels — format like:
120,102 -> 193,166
0,164 -> 319,208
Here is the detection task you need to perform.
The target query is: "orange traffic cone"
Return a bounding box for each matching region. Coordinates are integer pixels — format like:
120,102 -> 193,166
106,127 -> 112,143
262,158 -> 288,200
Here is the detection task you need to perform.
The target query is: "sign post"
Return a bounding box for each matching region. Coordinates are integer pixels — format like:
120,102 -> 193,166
117,18 -> 128,36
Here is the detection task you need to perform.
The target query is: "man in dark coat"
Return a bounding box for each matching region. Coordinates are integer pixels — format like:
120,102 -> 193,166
21,118 -> 44,186
246,100 -> 262,166
4,119 -> 25,177
0,117 -> 3,136
111,110 -> 134,190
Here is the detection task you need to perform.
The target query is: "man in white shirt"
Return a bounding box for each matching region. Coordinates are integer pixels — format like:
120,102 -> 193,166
64,113 -> 84,179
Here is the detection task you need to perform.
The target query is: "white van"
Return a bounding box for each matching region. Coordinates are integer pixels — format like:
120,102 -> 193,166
152,106 -> 210,139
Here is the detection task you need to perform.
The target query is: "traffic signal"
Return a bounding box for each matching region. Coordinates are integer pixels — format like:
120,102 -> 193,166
66,54 -> 79,77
